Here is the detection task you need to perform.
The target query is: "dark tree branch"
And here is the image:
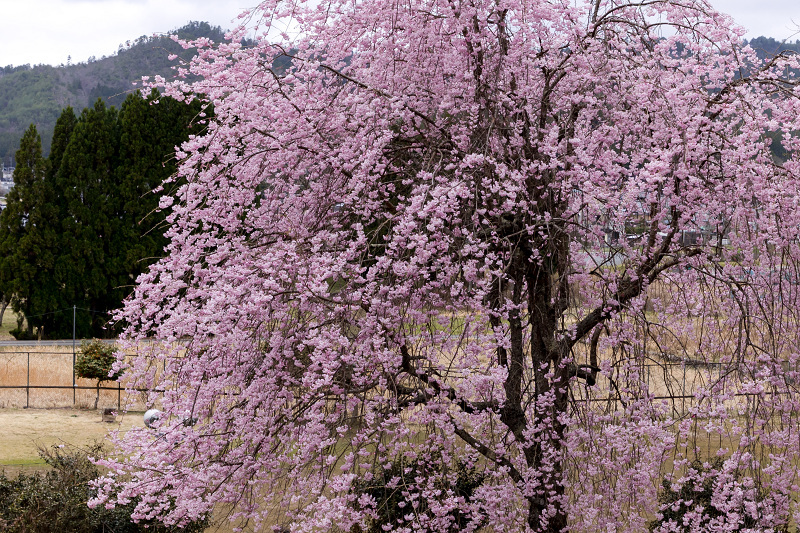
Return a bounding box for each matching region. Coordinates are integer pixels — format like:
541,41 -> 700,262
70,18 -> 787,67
399,345 -> 498,414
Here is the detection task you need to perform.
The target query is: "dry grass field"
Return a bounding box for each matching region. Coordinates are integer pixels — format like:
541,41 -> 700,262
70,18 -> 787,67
0,408 -> 248,533
0,305 -> 785,531
0,345 -> 150,410
0,309 -> 20,340
0,307 -> 156,411
0,408 -> 140,472
0,314 -> 241,532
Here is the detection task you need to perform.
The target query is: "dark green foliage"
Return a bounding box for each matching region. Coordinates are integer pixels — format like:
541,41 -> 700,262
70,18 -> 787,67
0,124 -> 58,340
651,459 -> 729,532
55,99 -> 121,337
48,107 -> 78,181
351,458 -> 485,532
15,108 -> 77,338
2,92 -> 206,339
0,444 -> 208,532
74,339 -> 119,382
112,90 -> 205,302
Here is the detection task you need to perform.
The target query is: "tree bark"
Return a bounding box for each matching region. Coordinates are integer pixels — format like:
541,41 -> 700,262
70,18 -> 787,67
0,299 -> 8,327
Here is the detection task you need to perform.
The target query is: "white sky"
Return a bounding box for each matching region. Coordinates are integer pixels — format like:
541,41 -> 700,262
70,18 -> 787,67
0,0 -> 798,67
0,0 -> 251,67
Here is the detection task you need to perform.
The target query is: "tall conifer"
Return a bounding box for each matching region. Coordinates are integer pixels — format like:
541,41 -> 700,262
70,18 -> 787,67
115,91 -> 204,290
0,125 -> 51,338
33,107 -> 78,336
48,107 -> 77,182
55,99 -> 120,337
0,96 -> 203,338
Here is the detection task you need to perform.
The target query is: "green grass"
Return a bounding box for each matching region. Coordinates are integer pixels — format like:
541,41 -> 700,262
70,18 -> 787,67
0,308 -> 22,340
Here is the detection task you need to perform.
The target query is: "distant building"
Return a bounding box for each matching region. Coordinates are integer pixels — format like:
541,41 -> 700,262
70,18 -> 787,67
0,164 -> 13,202
1,165 -> 13,181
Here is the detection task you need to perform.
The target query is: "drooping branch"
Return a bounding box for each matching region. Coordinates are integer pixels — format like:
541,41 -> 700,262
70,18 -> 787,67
399,345 -> 498,414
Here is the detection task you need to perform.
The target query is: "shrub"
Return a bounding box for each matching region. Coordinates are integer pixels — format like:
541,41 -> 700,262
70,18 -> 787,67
74,339 -> 120,409
74,339 -> 118,382
0,444 -> 208,532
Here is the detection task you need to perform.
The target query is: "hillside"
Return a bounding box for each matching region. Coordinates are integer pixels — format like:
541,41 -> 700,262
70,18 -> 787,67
0,21 -> 227,164
0,28 -> 796,166
746,36 -> 800,60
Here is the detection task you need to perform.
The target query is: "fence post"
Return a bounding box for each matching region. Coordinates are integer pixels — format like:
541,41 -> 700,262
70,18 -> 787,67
73,305 -> 76,406
682,364 -> 687,415
118,380 -> 121,412
26,352 -> 29,409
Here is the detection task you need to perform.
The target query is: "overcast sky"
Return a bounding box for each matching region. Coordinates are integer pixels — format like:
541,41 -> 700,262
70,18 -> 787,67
0,0 -> 798,68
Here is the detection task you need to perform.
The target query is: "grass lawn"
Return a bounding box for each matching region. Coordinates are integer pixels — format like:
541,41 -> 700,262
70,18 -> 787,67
0,407 -> 141,472
0,308 -> 20,340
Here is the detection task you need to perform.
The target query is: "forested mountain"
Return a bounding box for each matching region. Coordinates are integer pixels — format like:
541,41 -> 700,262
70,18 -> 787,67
0,21 -> 226,163
745,36 -> 800,60
1,21 -> 792,165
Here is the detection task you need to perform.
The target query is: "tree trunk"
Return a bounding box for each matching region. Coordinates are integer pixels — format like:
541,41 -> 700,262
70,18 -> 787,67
487,250 -> 571,532
517,233 -> 571,531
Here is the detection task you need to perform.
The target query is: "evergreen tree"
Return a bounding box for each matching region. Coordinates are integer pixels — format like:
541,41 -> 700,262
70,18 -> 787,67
54,99 -> 120,337
48,107 -> 77,181
0,97 -> 204,339
114,91 -> 204,294
0,125 -> 52,338
31,107 -> 79,336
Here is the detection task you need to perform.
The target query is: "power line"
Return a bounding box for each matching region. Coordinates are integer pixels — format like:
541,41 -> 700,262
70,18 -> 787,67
25,307 -> 109,318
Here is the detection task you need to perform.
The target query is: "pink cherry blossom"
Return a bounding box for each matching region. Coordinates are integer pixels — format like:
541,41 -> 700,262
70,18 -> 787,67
91,1 -> 800,531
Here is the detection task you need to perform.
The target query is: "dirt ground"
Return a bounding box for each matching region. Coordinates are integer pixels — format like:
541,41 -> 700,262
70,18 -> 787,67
0,407 -> 247,532
0,407 -> 142,474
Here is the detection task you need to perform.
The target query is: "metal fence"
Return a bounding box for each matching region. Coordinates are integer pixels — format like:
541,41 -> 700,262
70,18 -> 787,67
0,350 -> 135,410
0,348 -> 786,414
570,357 -> 797,417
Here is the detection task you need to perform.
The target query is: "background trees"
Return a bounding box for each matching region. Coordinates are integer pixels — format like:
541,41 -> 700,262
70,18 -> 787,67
56,99 -> 121,337
0,92 -> 203,339
93,0 -> 800,532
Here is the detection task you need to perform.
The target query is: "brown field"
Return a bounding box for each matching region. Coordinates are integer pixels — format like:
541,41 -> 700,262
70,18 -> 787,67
0,407 -> 141,472
0,346 -> 149,410
0,306 -> 789,531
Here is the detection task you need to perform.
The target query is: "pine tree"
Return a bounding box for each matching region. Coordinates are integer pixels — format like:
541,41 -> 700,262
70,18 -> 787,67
0,125 -> 51,338
54,99 -> 120,337
114,91 -> 204,294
